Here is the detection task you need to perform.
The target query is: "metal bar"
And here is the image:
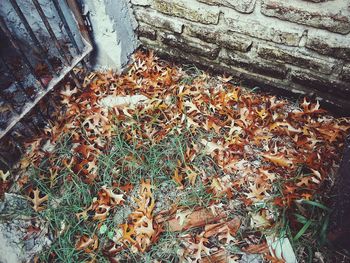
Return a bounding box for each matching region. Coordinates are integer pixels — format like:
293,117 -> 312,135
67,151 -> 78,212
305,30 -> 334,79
0,0 -> 93,140
0,54 -> 47,126
52,0 -> 80,53
9,134 -> 23,155
0,94 -> 20,116
66,0 -> 93,45
0,52 -> 35,103
0,44 -> 92,140
0,17 -> 46,90
8,0 -> 56,75
31,0 -> 82,89
52,0 -> 87,69
0,154 -> 11,170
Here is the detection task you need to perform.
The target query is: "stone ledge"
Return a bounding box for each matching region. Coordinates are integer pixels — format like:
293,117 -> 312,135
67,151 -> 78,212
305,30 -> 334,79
134,8 -> 183,33
220,49 -> 288,79
305,31 -> 350,61
197,0 -> 256,14
340,65 -> 350,83
261,0 -> 350,34
158,31 -> 221,60
184,23 -> 253,52
291,70 -> 350,97
224,15 -> 303,46
257,45 -> 336,75
137,23 -> 157,40
152,0 -> 220,24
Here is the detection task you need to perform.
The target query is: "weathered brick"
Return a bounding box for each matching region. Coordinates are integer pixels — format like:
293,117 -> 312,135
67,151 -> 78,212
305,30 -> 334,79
224,15 -> 303,46
257,45 -> 335,74
135,8 -> 183,33
261,0 -> 350,34
291,70 -> 350,97
305,31 -> 350,61
137,23 -> 157,40
158,31 -> 220,59
184,24 -> 252,52
152,0 -> 220,24
220,49 -> 288,79
197,0 -> 256,14
340,65 -> 350,82
140,36 -> 224,73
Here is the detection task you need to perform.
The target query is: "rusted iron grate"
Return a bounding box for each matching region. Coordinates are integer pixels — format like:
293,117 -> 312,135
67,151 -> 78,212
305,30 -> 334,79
0,0 -> 93,140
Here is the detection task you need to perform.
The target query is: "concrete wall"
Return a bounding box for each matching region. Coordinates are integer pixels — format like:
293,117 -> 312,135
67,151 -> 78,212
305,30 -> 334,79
130,0 -> 350,112
81,0 -> 138,70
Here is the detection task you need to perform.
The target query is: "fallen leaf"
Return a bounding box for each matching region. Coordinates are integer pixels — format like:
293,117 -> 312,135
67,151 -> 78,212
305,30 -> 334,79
262,154 -> 293,168
0,170 -> 10,181
27,188 -> 48,212
75,235 -> 99,253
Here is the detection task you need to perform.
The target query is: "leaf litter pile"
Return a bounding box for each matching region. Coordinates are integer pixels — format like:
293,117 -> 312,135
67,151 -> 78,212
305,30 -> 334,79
6,50 -> 350,262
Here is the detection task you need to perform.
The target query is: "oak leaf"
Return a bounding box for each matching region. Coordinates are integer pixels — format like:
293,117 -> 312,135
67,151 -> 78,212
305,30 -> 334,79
27,188 -> 48,212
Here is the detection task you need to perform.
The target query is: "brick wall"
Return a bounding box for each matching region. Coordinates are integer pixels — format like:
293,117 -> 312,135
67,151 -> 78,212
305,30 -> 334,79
130,0 -> 350,113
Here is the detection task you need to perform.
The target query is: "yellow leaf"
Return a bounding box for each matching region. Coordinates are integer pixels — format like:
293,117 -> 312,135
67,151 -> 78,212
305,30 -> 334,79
186,166 -> 198,186
172,167 -> 184,189
0,170 -> 10,181
256,109 -> 268,120
262,154 -> 293,168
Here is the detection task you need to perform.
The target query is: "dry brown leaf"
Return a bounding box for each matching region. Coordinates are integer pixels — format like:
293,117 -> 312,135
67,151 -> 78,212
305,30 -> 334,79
75,235 -> 99,253
165,208 -> 224,232
201,139 -> 225,155
204,217 -> 241,241
200,249 -> 239,263
118,179 -> 160,253
242,242 -> 269,254
27,188 -> 48,212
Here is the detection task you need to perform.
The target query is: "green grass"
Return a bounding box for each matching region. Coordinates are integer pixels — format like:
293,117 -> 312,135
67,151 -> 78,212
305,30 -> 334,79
19,121 -> 212,262
141,231 -> 181,262
178,181 -> 216,208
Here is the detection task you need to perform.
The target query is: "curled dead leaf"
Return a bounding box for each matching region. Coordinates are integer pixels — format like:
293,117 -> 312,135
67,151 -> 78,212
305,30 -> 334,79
75,235 -> 99,253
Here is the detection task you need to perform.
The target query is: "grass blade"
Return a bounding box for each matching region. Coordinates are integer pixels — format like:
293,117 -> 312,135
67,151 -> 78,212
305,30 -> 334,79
301,200 -> 331,211
293,220 -> 312,241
